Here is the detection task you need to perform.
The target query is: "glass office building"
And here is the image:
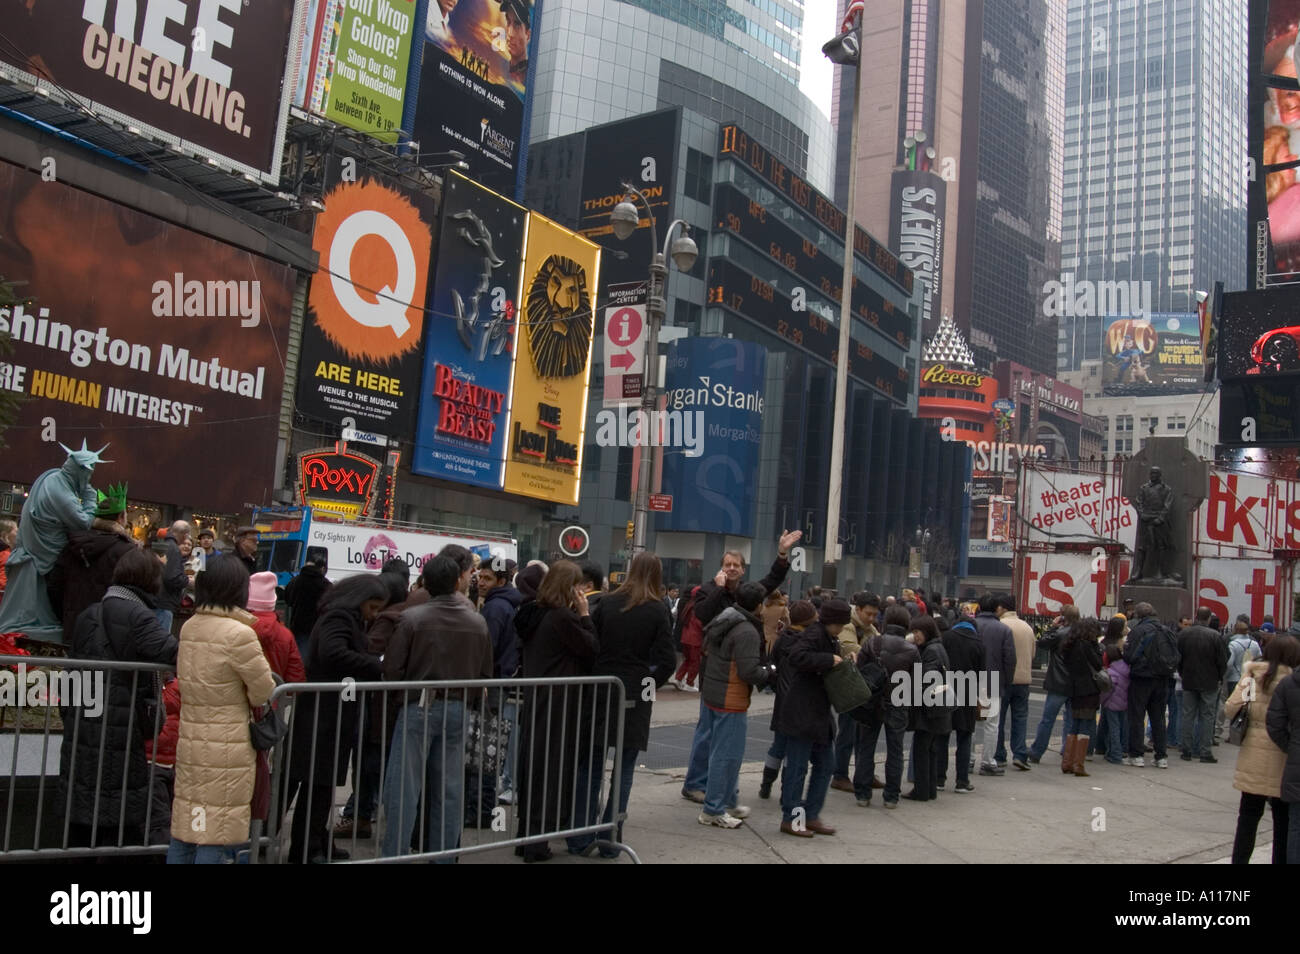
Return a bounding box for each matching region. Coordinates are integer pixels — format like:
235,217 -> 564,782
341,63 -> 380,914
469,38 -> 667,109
1055,0 -> 1248,372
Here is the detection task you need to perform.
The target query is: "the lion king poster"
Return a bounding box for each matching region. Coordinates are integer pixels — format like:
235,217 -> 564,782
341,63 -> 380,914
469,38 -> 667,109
502,213 -> 600,504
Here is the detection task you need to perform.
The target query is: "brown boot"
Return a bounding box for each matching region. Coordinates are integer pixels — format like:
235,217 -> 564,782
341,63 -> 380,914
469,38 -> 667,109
1061,735 -> 1076,774
1072,736 -> 1090,777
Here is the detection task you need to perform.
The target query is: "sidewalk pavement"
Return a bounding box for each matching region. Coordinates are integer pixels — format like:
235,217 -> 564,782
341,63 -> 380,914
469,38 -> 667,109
457,684 -> 1272,864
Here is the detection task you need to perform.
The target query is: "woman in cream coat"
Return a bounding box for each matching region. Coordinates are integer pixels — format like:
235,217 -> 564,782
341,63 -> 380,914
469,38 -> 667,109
1225,634 -> 1300,864
168,557 -> 276,863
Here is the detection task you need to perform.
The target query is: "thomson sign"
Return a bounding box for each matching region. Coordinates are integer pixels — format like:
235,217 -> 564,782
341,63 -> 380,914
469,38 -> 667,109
889,169 -> 945,333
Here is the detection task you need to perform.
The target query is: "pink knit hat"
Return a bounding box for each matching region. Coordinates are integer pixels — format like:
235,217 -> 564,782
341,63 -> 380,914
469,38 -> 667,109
247,571 -> 278,613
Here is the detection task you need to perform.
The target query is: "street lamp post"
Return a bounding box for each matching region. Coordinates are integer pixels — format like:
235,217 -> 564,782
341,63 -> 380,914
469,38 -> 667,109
821,2 -> 864,585
610,185 -> 698,554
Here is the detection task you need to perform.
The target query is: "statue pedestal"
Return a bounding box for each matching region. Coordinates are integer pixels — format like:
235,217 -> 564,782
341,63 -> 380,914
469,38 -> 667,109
1119,584 -> 1192,625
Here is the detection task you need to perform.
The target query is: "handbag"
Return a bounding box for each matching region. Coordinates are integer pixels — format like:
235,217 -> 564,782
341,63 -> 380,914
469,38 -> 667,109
1092,667 -> 1113,692
249,703 -> 288,751
1227,701 -> 1249,746
824,659 -> 873,714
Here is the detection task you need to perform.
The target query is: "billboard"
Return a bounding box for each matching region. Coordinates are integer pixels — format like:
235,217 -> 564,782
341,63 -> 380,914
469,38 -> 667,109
0,160 -> 297,512
1253,0 -> 1300,282
292,0 -> 417,137
1219,377 -> 1300,445
656,338 -> 767,537
1020,468 -> 1136,551
297,160 -> 435,433
1218,286 -> 1300,377
411,172 -> 526,488
0,0 -> 302,183
888,170 -> 945,336
412,0 -> 535,194
1101,314 -> 1204,393
305,518 -> 516,581
501,214 -> 600,504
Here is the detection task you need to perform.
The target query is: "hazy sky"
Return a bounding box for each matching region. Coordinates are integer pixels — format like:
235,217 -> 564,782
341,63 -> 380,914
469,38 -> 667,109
799,0 -> 837,119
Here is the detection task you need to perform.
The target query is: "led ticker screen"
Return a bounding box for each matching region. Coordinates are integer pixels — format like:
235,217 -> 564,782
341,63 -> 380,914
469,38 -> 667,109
717,124 -> 914,297
714,184 -> 912,348
707,259 -> 910,400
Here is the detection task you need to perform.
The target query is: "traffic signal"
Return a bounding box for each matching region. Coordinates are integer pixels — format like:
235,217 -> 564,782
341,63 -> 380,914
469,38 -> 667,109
626,521 -> 634,540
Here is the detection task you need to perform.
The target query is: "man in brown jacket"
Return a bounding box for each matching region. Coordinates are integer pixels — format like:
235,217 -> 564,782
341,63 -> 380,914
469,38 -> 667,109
996,594 -> 1036,770
380,555 -> 493,862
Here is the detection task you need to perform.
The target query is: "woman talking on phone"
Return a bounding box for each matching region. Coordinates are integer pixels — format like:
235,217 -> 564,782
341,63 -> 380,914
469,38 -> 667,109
513,560 -> 598,862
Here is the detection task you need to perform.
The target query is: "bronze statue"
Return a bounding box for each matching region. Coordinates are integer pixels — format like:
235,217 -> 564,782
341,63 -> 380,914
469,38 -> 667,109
1131,466 -> 1180,584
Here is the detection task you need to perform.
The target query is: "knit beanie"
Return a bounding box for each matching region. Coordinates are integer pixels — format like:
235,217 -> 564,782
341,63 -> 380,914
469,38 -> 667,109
247,571 -> 278,613
819,598 -> 851,626
789,600 -> 816,627
516,563 -> 546,600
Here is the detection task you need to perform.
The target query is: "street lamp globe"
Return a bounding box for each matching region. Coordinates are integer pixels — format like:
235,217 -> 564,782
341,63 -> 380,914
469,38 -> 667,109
610,199 -> 640,240
669,232 -> 698,272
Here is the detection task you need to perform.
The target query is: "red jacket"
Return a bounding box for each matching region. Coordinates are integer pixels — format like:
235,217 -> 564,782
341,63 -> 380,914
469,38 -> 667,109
250,609 -> 306,684
144,676 -> 182,767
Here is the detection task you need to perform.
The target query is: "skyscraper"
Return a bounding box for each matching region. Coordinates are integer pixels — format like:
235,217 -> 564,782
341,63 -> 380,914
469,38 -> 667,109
1055,0 -> 1248,372
832,0 -> 1061,374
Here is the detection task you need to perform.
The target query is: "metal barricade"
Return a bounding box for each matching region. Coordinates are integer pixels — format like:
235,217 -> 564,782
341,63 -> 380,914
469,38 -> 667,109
0,654 -> 173,861
260,675 -> 641,864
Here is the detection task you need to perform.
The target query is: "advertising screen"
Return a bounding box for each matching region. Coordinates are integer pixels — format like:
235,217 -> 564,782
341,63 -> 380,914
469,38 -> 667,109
411,172 -> 526,489
1100,313 -> 1204,393
0,160 -> 297,513
292,0 -> 416,138
297,157 -> 435,434
0,0 -> 302,182
656,338 -> 767,537
412,0 -> 535,195
501,213 -> 600,504
1218,286 -> 1300,377
1253,0 -> 1300,281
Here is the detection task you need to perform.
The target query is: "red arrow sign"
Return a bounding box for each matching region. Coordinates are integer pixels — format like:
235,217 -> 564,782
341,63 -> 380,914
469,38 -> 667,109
648,493 -> 673,512
609,351 -> 636,370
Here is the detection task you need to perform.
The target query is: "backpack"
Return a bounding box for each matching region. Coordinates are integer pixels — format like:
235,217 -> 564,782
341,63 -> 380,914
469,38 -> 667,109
1136,622 -> 1181,678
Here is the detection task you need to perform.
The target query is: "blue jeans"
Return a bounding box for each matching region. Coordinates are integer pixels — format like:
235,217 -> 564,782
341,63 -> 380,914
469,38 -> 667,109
1030,692 -> 1073,759
500,698 -> 519,794
568,746 -> 638,855
995,684 -> 1030,763
380,700 -> 466,862
1181,688 -> 1216,757
1068,713 -> 1095,738
939,729 -> 973,787
782,737 -> 833,823
684,698 -> 711,795
701,707 -> 747,817
833,711 -> 856,778
764,732 -> 789,772
166,838 -> 241,864
1102,709 -> 1127,764
853,708 -> 905,802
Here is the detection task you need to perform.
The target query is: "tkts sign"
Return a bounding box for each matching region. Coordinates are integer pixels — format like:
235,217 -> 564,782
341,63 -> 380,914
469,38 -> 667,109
297,448 -> 380,518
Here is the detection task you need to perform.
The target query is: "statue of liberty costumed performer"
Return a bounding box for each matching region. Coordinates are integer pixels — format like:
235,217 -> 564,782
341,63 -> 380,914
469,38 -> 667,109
0,441 -> 110,643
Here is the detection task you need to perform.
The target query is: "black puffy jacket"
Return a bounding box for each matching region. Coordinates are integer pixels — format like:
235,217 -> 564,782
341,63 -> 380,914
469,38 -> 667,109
941,621 -> 986,733
1040,627 -> 1072,695
773,622 -> 838,744
1266,670 -> 1300,803
58,585 -> 179,835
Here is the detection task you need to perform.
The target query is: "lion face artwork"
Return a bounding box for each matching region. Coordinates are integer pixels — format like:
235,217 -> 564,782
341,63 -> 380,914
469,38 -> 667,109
525,255 -> 592,379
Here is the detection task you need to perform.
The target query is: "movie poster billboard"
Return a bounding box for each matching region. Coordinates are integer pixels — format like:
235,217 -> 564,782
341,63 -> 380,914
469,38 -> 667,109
501,214 -> 600,504
1101,314 -> 1204,393
292,0 -> 416,138
656,338 -> 767,538
1218,286 -> 1300,377
0,160 -> 297,513
411,172 -> 527,488
297,158 -> 435,433
412,0 -> 535,195
0,0 -> 302,183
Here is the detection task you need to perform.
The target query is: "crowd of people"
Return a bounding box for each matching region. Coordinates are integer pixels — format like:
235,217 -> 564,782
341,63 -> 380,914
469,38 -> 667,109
3,448 -> 1299,865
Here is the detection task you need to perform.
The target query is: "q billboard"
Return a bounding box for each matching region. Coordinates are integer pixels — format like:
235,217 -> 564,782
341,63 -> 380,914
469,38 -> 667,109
297,158 -> 435,434
656,338 -> 767,537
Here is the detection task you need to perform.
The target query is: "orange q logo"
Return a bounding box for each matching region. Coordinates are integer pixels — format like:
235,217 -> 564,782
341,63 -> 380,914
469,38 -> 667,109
1106,319 -> 1156,355
309,180 -> 431,362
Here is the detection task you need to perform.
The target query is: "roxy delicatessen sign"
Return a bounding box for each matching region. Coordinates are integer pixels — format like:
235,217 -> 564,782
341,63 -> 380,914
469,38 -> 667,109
297,448 -> 381,517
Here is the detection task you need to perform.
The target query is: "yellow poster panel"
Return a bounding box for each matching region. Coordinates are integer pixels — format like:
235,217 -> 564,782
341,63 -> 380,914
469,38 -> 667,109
502,214 -> 601,504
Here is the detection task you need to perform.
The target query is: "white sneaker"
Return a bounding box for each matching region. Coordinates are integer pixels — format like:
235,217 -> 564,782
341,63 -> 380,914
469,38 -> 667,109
698,811 -> 743,828
1155,757 -> 1169,769
727,805 -> 751,819
1128,756 -> 1144,768
667,677 -> 683,690
683,681 -> 699,693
